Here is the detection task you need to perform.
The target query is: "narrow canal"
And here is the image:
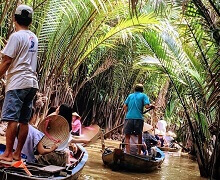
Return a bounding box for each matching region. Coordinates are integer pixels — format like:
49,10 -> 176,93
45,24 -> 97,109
79,140 -> 206,180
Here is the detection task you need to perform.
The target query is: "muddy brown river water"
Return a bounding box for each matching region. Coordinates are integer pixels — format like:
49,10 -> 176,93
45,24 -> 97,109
79,140 -> 207,180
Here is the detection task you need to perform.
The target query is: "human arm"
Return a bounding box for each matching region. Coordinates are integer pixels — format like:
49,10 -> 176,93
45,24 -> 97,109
123,95 -> 130,113
123,104 -> 127,113
0,55 -> 12,78
0,33 -> 20,78
37,141 -> 58,155
145,104 -> 155,109
143,94 -> 155,110
70,138 -> 91,144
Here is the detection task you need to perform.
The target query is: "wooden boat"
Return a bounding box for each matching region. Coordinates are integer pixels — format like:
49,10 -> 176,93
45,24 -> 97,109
72,124 -> 100,147
159,146 -> 180,152
0,143 -> 88,180
102,147 -> 165,172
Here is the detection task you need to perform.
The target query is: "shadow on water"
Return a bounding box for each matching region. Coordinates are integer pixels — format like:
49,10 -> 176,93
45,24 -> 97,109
79,140 -> 207,180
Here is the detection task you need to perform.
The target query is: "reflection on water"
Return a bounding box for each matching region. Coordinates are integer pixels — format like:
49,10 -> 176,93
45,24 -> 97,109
79,140 -> 207,180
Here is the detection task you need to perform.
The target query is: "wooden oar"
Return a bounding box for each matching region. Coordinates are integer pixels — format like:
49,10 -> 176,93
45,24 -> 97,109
174,141 -> 189,152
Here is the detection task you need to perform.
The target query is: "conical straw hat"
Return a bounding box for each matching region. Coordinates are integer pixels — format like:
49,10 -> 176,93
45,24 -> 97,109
143,122 -> 153,132
72,112 -> 80,117
38,115 -> 69,147
154,128 -> 160,135
158,130 -> 165,136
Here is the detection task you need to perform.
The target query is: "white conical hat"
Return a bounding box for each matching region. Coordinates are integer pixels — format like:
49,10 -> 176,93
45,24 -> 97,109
72,112 -> 80,117
143,122 -> 153,132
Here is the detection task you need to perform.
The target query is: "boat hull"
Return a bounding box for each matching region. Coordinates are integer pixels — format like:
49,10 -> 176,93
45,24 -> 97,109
0,144 -> 88,180
159,147 -> 180,152
102,148 -> 165,172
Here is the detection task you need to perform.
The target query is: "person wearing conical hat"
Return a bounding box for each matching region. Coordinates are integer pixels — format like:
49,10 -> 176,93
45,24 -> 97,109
38,104 -> 90,166
142,123 -> 158,157
164,131 -> 174,148
123,84 -> 155,154
71,112 -> 82,136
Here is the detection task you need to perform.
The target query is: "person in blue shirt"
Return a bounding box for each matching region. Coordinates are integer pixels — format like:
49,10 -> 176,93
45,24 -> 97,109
123,84 -> 155,154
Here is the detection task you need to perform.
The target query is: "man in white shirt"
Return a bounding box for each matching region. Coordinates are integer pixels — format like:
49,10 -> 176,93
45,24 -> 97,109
156,119 -> 167,133
0,5 -> 38,162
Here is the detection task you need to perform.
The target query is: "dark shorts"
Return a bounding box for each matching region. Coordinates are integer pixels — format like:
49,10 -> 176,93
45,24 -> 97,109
1,88 -> 37,124
123,119 -> 144,135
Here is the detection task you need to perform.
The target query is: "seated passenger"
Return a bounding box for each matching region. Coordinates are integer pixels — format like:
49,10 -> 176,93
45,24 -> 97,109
143,130 -> 158,156
164,132 -> 174,147
71,112 -> 82,136
13,109 -> 58,163
158,131 -> 165,147
37,104 -> 72,166
14,105 -> 88,165
14,125 -> 58,163
38,104 -> 90,166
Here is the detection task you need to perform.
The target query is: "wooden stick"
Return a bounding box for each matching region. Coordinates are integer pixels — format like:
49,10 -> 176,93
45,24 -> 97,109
120,143 -> 143,146
100,130 -> 105,151
104,123 -> 124,136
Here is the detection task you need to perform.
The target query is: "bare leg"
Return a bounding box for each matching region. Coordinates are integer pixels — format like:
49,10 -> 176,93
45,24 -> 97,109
0,121 -> 18,161
138,134 -> 142,155
125,134 -> 130,154
13,123 -> 28,161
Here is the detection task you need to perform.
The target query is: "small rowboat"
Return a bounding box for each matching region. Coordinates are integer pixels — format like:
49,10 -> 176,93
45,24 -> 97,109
159,147 -> 180,152
0,143 -> 88,180
102,147 -> 165,172
72,124 -> 100,146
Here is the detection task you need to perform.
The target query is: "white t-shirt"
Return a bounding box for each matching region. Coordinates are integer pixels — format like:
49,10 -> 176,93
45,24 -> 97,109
164,135 -> 174,146
56,132 -> 71,151
1,30 -> 38,92
156,120 -> 167,133
14,125 -> 44,163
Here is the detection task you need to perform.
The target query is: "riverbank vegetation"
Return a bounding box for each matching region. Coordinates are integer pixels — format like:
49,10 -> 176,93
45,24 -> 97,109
0,0 -> 219,179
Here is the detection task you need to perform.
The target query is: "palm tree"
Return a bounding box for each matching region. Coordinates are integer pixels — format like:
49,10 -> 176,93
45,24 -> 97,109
134,0 -> 219,176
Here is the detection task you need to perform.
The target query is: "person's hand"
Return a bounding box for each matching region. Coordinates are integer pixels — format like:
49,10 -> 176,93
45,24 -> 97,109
51,143 -> 58,151
150,104 -> 156,109
70,143 -> 78,153
83,139 -> 91,144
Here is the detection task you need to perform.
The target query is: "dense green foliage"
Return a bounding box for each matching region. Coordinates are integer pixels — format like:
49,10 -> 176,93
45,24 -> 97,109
0,0 -> 219,178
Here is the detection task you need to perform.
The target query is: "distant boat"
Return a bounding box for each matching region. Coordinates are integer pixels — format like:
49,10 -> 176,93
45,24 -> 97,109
102,147 -> 165,172
72,124 -> 101,147
0,143 -> 88,179
159,147 -> 180,152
